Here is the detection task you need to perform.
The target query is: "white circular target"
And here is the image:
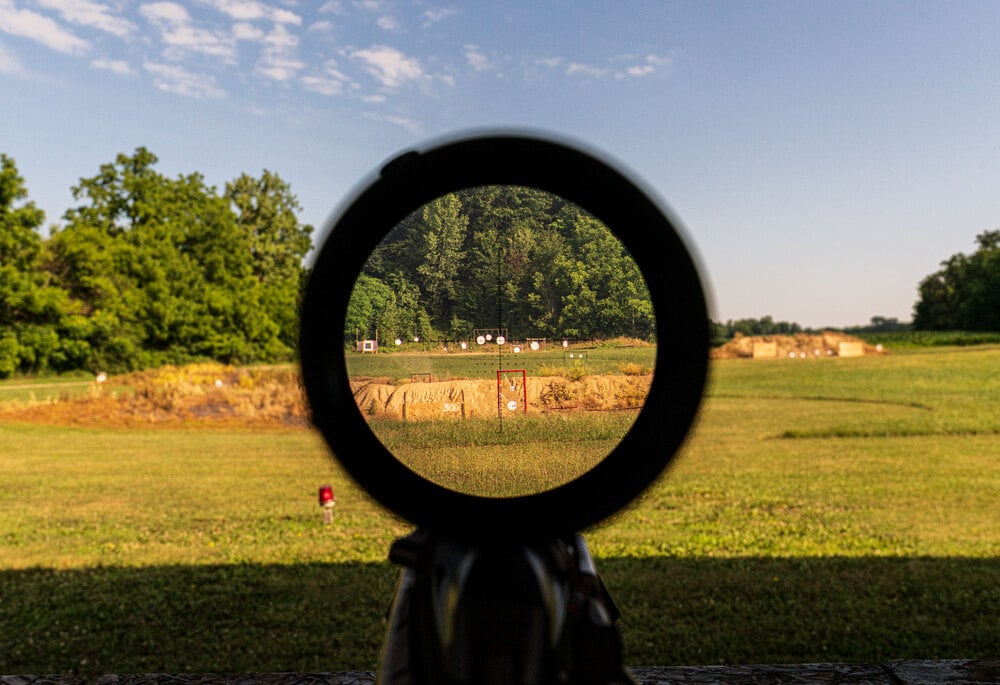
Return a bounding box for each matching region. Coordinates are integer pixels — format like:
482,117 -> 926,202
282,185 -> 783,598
530,341 -> 539,351
486,333 -> 493,341
496,335 -> 506,345
476,335 -> 486,345
513,345 -> 521,353
507,400 -> 518,411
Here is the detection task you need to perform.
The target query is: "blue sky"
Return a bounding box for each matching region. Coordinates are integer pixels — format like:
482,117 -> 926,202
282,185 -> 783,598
3,1 -> 1000,328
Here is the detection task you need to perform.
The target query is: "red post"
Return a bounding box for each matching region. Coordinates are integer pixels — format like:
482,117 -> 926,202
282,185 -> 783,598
318,485 -> 336,524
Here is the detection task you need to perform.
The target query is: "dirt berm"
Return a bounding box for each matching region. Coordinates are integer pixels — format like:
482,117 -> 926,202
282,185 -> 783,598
711,331 -> 885,360
351,374 -> 651,419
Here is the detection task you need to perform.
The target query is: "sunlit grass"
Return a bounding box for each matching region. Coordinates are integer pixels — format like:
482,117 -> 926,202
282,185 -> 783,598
1,347 -> 998,673
368,412 -> 636,496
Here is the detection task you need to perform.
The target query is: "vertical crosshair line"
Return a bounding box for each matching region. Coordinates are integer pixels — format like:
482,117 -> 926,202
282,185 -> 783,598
496,227 -> 504,432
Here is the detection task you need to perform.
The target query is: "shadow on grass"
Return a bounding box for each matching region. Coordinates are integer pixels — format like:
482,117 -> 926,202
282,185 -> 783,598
1,557 -> 997,677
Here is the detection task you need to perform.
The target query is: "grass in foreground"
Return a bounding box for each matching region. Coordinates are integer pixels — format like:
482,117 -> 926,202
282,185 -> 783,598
1,347 -> 999,673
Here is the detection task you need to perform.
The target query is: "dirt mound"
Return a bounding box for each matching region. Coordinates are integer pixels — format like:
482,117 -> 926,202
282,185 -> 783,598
351,373 -> 651,419
711,331 -> 885,360
2,363 -> 653,428
1,363 -> 308,429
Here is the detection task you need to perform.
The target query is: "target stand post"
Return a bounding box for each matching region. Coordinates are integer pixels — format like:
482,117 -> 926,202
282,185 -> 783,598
318,485 -> 336,525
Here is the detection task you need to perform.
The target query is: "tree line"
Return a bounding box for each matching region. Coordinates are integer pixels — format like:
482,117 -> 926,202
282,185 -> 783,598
913,231 -> 1000,330
345,185 -> 655,344
0,149 -> 312,377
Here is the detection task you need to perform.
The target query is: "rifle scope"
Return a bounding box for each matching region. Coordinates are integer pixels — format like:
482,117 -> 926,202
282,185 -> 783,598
299,131 -> 709,540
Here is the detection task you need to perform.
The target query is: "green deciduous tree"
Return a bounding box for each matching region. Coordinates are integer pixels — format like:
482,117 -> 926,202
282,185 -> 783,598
352,185 -> 654,343
226,170 -> 313,349
49,148 -> 288,370
0,154 -> 88,376
914,231 -> 1000,331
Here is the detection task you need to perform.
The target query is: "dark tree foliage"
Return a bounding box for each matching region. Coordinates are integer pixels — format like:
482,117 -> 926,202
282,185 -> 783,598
710,316 -> 802,345
0,148 -> 312,374
914,231 -> 1000,331
350,186 -> 654,343
226,171 -> 314,350
0,155 -> 89,377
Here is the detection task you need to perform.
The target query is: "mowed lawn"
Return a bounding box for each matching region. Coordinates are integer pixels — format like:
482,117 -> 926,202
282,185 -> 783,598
1,347 -> 998,674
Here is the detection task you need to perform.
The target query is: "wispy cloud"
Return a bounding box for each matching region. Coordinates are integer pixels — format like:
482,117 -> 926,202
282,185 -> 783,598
617,53 -> 670,79
421,6 -> 458,28
0,41 -> 27,75
364,111 -> 419,132
376,14 -> 398,31
232,21 -> 263,40
140,2 -> 238,62
196,0 -> 301,25
464,44 -> 493,72
36,0 -> 136,38
565,61 -> 608,78
318,1 -> 344,14
0,0 -> 89,54
256,23 -> 304,80
351,44 -> 423,89
91,56 -> 133,74
144,60 -> 226,98
308,19 -> 334,33
300,58 -> 353,95
534,52 -> 671,80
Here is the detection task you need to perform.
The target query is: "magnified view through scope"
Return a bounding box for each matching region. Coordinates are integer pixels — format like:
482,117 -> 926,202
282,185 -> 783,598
343,185 -> 656,497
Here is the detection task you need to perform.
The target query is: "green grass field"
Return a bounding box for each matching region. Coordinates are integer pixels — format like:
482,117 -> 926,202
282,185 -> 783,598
1,347 -> 998,675
344,343 -> 655,381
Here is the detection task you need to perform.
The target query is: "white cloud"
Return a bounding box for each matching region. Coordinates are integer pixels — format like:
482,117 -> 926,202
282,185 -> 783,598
625,64 -> 654,77
271,8 -> 300,24
464,44 -> 491,71
421,6 -> 458,28
618,53 -> 670,79
351,44 -> 423,88
565,62 -> 608,78
144,61 -> 226,98
364,111 -> 419,132
353,0 -> 381,11
318,0 -> 344,13
307,19 -> 333,32
0,1 -> 89,54
232,21 -> 263,40
301,60 -> 352,95
91,56 -> 133,74
376,14 -> 397,30
36,0 -> 136,38
534,53 -> 669,81
195,0 -> 302,25
256,23 -> 304,80
140,2 -> 237,61
0,41 -> 26,75
139,1 -> 188,24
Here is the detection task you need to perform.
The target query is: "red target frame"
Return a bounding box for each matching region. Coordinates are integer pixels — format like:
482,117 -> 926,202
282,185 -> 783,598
497,369 -> 527,415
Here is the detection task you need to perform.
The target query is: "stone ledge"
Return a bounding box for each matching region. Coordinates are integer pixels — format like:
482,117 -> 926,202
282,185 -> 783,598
4,661 -> 1000,685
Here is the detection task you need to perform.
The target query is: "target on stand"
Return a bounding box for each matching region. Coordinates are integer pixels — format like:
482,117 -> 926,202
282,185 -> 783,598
497,369 -> 527,416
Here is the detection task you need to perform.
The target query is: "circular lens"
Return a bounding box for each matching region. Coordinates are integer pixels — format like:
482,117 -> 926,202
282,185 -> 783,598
342,186 -> 656,498
299,133 -> 708,540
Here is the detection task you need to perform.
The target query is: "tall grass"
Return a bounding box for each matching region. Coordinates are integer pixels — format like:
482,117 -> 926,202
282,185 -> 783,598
369,412 -> 638,496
